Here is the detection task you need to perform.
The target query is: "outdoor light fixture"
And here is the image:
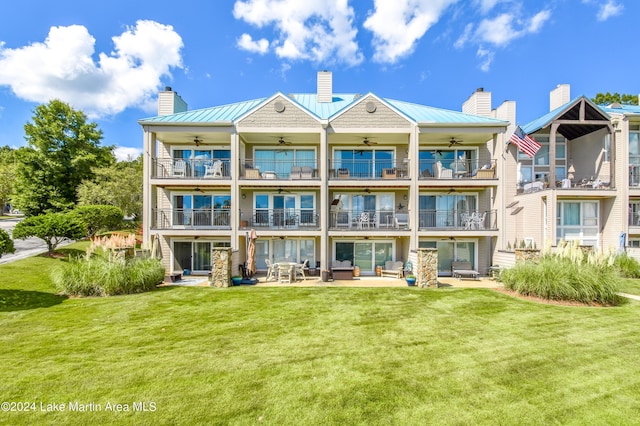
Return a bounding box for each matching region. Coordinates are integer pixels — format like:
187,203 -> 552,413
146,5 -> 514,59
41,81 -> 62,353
242,194 -> 246,199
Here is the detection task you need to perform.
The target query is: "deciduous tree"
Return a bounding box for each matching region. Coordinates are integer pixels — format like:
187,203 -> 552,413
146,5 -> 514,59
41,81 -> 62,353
0,229 -> 14,258
13,100 -> 114,216
12,212 -> 86,254
591,92 -> 639,106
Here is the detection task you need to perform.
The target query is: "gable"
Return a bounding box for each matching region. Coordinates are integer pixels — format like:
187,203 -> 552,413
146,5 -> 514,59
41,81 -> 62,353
329,95 -> 412,129
238,95 -> 320,128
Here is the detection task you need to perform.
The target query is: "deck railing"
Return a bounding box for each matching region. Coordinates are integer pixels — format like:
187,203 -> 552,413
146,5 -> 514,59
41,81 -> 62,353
417,209 -> 497,230
152,208 -> 231,229
327,159 -> 410,180
240,159 -> 319,180
418,159 -> 496,180
239,209 -> 320,229
328,210 -> 410,230
152,158 -> 231,179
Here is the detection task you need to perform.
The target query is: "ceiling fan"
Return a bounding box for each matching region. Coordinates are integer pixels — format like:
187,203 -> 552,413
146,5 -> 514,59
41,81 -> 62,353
277,188 -> 291,194
277,137 -> 292,146
362,138 -> 377,146
448,137 -> 463,147
193,136 -> 203,147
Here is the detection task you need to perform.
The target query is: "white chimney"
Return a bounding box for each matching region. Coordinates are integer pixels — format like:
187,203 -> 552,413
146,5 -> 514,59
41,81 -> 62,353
550,84 -> 570,111
158,86 -> 188,116
317,71 -> 333,103
493,100 -> 516,125
462,88 -> 492,117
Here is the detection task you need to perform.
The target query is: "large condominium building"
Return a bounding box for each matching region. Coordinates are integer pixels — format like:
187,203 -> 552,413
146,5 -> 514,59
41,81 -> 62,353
139,72 -> 640,278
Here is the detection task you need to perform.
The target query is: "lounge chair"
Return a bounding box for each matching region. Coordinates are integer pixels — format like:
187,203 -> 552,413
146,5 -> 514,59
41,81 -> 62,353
381,261 -> 403,278
451,261 -> 479,280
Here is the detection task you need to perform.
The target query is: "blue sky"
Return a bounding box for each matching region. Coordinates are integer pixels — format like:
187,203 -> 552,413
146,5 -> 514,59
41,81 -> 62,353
0,0 -> 636,160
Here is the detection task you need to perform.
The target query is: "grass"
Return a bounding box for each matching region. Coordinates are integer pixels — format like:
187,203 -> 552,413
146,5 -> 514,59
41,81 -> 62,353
2,246 -> 640,424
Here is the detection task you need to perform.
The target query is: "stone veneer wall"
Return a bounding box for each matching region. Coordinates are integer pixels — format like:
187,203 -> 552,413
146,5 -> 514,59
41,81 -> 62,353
209,248 -> 232,288
416,248 -> 438,288
514,248 -> 541,263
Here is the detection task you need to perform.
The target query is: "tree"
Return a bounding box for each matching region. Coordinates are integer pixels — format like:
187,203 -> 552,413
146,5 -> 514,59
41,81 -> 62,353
73,205 -> 124,238
591,92 -> 639,106
0,229 -> 15,258
77,156 -> 143,219
12,212 -> 86,254
0,147 -> 17,214
12,100 -> 115,216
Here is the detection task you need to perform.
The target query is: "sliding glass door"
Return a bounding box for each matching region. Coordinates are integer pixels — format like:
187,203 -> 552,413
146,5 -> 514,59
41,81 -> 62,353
334,240 -> 394,274
419,240 -> 476,275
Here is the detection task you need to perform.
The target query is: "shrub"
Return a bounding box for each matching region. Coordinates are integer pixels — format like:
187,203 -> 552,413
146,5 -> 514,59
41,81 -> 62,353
0,228 -> 15,258
52,257 -> 164,296
613,253 -> 640,278
73,205 -> 124,238
501,255 -> 624,305
12,212 -> 86,254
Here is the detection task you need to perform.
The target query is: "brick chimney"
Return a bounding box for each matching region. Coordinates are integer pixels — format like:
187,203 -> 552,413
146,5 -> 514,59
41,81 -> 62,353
158,86 -> 188,116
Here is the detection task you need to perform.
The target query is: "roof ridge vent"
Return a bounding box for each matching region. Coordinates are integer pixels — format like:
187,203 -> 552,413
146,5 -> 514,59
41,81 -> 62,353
608,102 -> 622,109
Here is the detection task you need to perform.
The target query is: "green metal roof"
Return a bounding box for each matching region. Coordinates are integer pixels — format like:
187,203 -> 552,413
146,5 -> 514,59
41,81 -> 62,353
140,92 -> 508,126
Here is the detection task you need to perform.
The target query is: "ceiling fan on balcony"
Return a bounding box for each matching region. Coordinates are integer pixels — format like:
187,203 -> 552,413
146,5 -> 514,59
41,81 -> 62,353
448,137 -> 463,147
193,136 -> 203,147
277,137 -> 292,146
362,137 -> 378,146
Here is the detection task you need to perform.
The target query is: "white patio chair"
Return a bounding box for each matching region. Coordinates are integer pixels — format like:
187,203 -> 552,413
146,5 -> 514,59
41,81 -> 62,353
358,212 -> 370,229
205,160 -> 223,178
173,160 -> 186,177
294,259 -> 308,281
278,264 -> 292,284
265,259 -> 276,281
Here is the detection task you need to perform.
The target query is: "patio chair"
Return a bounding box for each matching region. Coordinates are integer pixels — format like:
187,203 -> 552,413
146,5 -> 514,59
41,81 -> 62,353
173,160 -> 186,177
278,264 -> 292,284
434,161 -> 452,179
300,166 -> 313,178
290,166 -> 302,179
357,212 -> 371,229
394,213 -> 409,229
294,259 -> 308,281
204,160 -> 223,178
265,259 -> 276,281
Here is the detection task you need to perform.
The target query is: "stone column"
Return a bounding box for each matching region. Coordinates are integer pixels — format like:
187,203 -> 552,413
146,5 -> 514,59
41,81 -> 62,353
514,248 -> 541,263
417,248 -> 438,288
209,248 -> 232,288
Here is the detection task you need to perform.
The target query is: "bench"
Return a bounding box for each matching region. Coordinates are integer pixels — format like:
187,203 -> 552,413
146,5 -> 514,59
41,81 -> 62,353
331,260 -> 354,280
381,261 -> 403,279
451,261 -> 479,280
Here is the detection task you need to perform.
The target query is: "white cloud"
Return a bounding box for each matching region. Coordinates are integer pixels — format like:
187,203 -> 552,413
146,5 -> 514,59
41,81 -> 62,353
459,8 -> 550,71
597,0 -> 623,21
237,33 -> 269,54
113,146 -> 142,162
474,0 -> 506,14
233,0 -> 362,66
363,0 -> 460,64
0,20 -> 183,118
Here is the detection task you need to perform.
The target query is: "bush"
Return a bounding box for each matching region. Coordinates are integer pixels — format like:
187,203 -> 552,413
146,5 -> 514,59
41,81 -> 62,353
0,228 -> 15,258
12,212 -> 86,254
52,256 -> 164,296
73,205 -> 124,238
501,256 -> 624,305
613,253 -> 640,278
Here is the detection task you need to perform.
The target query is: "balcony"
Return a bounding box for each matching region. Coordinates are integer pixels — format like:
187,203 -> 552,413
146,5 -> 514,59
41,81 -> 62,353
152,208 -> 231,230
240,160 -> 319,180
418,159 -> 496,180
152,159 -> 230,179
239,209 -> 320,230
418,210 -> 497,230
328,159 -> 410,180
328,210 -> 410,230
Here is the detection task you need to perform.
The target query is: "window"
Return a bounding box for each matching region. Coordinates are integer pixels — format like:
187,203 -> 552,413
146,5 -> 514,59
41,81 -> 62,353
419,149 -> 477,176
253,193 -> 316,228
556,201 -> 599,247
173,148 -> 230,177
630,125 -> 640,186
334,149 -> 394,178
419,194 -> 478,228
173,193 -> 230,227
254,148 -> 316,179
517,135 -> 566,184
419,240 -> 476,275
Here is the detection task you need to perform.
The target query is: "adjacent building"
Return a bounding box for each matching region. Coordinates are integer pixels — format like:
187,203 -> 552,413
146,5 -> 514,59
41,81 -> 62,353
139,73 -> 640,277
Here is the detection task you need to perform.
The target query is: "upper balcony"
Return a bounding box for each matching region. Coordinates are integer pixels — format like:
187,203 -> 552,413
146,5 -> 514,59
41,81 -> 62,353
240,159 -> 319,180
329,209 -> 410,230
327,159 -> 411,180
418,159 -> 497,180
417,209 -> 497,231
152,208 -> 231,230
152,159 -> 231,180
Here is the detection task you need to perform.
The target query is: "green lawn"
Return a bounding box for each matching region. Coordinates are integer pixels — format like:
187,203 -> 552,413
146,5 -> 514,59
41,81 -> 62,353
2,247 -> 640,425
620,278 -> 640,296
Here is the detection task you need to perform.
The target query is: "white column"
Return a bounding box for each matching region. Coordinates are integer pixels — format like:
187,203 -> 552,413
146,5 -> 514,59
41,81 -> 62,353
320,127 -> 328,271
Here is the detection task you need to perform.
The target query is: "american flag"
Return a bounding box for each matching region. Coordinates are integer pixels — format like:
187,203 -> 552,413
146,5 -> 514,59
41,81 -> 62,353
509,126 -> 541,158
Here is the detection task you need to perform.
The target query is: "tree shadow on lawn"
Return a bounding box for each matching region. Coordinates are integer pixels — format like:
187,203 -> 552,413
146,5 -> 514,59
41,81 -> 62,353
38,248 -> 87,261
0,289 -> 67,312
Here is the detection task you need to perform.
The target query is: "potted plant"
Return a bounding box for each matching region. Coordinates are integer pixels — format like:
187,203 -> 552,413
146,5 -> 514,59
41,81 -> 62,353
231,276 -> 243,286
405,274 -> 416,286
